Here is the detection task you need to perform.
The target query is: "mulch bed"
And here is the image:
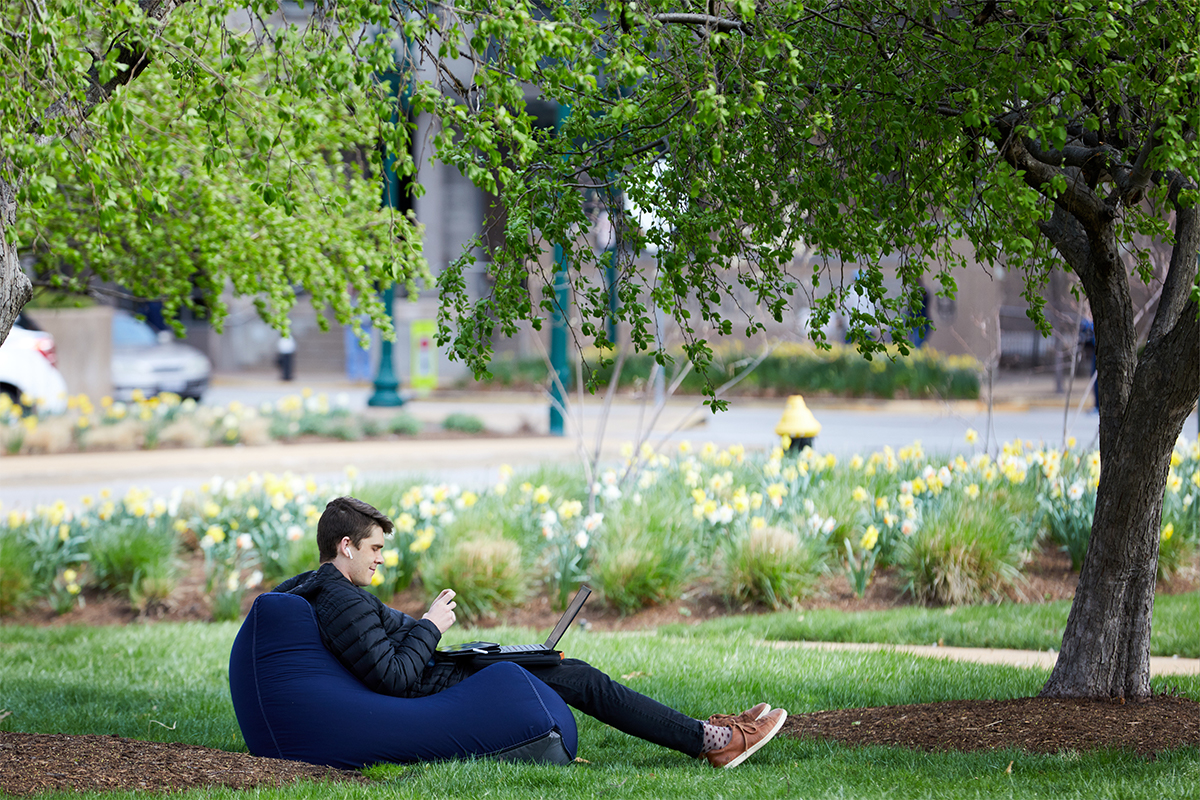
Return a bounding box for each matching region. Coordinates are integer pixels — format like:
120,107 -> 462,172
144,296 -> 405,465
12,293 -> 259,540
0,731 -> 369,796
783,695 -> 1200,758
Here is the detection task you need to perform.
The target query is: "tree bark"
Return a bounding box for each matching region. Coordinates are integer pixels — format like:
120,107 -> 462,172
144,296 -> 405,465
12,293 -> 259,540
1040,203 -> 1200,700
0,178 -> 33,345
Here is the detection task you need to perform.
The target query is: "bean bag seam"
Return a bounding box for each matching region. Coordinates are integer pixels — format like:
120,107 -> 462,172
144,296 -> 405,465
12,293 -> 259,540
250,600 -> 284,759
515,666 -> 557,728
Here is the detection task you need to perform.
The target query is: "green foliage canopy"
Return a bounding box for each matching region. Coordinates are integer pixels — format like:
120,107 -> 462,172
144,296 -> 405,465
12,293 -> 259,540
2,0 -> 429,335
410,0 -> 1198,402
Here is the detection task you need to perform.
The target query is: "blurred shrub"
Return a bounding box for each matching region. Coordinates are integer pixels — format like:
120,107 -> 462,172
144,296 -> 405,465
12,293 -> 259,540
897,504 -> 1026,606
719,525 -> 824,610
424,538 -> 527,621
468,344 -> 980,400
0,527 -> 34,614
442,413 -> 486,434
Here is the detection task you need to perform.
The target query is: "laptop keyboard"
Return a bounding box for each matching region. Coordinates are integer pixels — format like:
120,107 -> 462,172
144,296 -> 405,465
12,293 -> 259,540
501,643 -> 546,652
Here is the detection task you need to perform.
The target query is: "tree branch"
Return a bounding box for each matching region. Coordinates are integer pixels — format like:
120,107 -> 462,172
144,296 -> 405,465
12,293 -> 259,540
34,0 -> 192,143
1114,121 -> 1162,206
652,13 -> 745,33
1147,173 -> 1200,345
996,115 -> 1112,229
1037,201 -> 1091,277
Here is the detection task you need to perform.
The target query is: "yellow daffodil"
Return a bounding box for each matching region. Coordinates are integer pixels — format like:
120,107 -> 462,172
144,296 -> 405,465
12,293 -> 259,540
860,525 -> 879,551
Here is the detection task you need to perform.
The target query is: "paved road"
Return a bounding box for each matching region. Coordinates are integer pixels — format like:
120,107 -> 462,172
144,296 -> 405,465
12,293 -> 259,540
202,377 -> 1110,455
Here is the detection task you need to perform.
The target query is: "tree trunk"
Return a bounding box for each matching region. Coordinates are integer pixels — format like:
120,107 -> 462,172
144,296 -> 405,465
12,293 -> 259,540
1040,212 -> 1200,699
0,178 -> 33,346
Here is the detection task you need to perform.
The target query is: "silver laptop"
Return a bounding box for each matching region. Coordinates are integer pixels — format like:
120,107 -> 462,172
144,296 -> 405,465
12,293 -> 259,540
440,585 -> 591,656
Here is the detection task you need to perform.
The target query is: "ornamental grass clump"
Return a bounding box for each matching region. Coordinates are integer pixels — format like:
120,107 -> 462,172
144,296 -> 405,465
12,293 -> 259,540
897,503 -> 1028,607
590,499 -> 697,614
0,524 -> 35,613
424,538 -> 527,621
719,525 -> 824,610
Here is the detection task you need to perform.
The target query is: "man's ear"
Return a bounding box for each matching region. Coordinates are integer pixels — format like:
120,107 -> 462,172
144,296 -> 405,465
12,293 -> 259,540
339,536 -> 353,559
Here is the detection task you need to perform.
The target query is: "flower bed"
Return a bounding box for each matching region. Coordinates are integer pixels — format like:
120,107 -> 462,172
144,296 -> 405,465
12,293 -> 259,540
0,390 -> 477,456
1,434 -> 1196,621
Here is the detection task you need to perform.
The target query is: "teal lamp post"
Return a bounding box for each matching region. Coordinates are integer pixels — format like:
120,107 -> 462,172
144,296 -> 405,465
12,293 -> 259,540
368,57 -> 412,407
548,101 -> 573,436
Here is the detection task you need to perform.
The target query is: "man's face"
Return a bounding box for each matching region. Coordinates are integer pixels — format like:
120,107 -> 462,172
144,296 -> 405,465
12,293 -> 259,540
343,524 -> 387,587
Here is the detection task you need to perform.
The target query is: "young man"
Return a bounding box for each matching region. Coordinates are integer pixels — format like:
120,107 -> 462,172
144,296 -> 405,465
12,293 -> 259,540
274,496 -> 788,768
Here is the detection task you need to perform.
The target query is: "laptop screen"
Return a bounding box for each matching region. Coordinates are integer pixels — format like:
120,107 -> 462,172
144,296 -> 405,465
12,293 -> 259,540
543,585 -> 591,648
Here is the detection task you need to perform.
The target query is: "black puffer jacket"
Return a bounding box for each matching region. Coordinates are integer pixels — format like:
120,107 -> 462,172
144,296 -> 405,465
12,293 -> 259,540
275,563 -> 467,697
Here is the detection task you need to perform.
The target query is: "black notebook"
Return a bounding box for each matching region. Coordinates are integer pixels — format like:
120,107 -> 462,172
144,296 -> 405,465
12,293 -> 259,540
439,585 -> 591,662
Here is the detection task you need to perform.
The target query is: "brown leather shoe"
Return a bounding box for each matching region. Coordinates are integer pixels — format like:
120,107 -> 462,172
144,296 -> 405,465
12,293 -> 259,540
708,702 -> 770,727
705,708 -> 787,768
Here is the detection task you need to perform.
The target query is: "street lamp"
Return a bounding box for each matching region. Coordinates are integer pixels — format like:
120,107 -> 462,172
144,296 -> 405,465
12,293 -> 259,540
368,40 -> 412,408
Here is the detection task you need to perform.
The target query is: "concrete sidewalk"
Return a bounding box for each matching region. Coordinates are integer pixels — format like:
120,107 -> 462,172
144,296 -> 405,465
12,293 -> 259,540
766,640 -> 1200,677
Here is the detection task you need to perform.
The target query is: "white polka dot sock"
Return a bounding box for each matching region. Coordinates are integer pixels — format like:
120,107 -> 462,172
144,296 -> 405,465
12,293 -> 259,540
700,722 -> 734,753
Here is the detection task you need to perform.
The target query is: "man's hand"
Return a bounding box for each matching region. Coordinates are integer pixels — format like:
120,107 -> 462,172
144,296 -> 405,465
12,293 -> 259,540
422,588 -> 457,633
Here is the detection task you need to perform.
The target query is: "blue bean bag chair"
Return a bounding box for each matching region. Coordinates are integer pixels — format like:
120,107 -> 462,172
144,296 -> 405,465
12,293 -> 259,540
229,592 -> 577,769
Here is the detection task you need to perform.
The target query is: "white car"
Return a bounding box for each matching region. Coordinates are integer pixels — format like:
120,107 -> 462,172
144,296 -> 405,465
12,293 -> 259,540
0,316 -> 69,413
111,312 -> 212,401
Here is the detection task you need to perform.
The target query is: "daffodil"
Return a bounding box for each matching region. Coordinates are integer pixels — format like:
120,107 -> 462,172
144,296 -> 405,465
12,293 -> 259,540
409,527 -> 435,553
860,525 -> 879,551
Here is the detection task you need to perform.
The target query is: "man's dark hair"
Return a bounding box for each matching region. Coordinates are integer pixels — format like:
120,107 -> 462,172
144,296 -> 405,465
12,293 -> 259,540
317,496 -> 394,562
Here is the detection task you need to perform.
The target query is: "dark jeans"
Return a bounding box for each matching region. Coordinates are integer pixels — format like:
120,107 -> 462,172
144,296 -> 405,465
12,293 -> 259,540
427,657 -> 705,756
524,659 -> 705,757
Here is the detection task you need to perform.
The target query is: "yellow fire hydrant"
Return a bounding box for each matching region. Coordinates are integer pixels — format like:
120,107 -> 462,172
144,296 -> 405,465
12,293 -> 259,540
775,395 -> 821,452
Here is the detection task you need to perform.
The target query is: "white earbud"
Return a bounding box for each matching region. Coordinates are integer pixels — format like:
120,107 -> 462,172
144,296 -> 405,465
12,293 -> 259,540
345,548 -> 354,560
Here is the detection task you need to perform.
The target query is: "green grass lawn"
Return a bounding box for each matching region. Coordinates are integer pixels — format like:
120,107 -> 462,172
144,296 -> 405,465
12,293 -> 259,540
1,605 -> 1197,800
663,591 -> 1200,659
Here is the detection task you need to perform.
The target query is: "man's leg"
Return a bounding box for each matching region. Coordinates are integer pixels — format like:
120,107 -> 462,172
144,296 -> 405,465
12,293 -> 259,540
524,658 -> 705,756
